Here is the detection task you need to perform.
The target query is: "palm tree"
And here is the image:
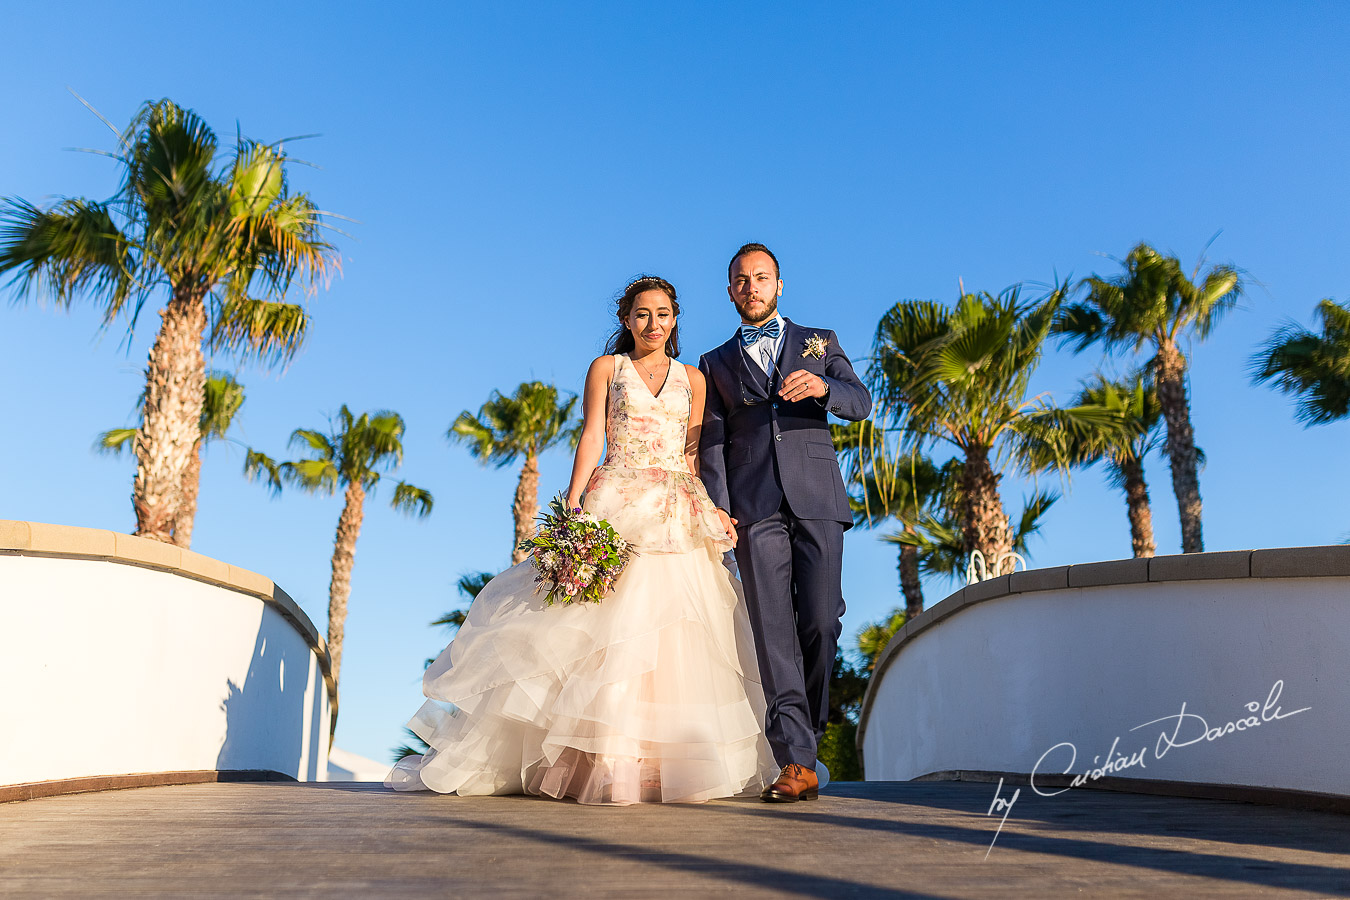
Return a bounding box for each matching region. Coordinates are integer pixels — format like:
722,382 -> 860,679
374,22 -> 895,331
247,406 -> 433,698
97,371 -> 247,548
833,420 -> 952,619
1030,374 -> 1164,558
431,570 -> 494,633
449,382 -> 579,564
859,490 -> 1058,670
1056,243 -> 1244,552
870,285 -> 1113,575
391,728 -> 431,763
1252,298 -> 1350,426
0,99 -> 337,545
884,488 -> 1059,583
858,610 -> 908,672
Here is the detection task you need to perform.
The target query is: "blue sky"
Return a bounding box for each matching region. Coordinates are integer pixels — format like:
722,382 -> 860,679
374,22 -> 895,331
3,2 -> 1348,766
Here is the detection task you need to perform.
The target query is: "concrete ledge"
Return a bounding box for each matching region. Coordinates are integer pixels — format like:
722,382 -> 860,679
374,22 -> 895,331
114,532 -> 182,570
964,574 -> 1010,604
0,770 -> 297,804
1069,557 -> 1149,587
1252,544 -> 1350,578
1149,550 -> 1251,582
857,543 -> 1350,754
29,521 -> 116,557
0,519 -> 336,723
1009,565 -> 1069,593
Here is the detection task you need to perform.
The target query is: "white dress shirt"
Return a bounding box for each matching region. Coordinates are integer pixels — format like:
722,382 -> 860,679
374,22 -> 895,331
741,313 -> 786,378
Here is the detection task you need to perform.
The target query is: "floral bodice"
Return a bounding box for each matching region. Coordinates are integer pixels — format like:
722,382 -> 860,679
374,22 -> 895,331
603,354 -> 695,471
582,355 -> 731,555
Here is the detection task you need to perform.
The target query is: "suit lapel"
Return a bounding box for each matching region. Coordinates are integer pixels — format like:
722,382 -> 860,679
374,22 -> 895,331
727,332 -> 769,401
776,318 -> 803,384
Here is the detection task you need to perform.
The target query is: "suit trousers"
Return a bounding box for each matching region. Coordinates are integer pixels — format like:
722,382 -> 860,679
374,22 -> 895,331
733,501 -> 846,769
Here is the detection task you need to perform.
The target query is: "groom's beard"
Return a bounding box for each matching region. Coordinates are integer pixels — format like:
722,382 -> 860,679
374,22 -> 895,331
735,295 -> 778,326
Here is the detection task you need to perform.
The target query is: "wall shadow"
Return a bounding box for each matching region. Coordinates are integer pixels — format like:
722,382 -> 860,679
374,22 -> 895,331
216,606 -> 316,779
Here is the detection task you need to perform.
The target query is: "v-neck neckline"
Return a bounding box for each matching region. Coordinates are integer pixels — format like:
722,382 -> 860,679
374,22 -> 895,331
627,353 -> 673,400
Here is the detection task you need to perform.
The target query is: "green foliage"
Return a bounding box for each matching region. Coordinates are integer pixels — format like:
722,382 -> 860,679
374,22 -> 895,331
1029,372 -> 1164,491
870,285 -> 1123,483
449,381 -> 579,467
829,651 -> 869,723
1057,242 -> 1244,355
430,571 -> 495,632
0,98 -> 336,361
818,721 -> 863,782
248,405 -> 432,513
96,370 -> 246,454
857,610 -> 907,672
390,727 -> 429,763
1252,298 -> 1350,426
832,419 -> 952,531
884,490 -> 1060,580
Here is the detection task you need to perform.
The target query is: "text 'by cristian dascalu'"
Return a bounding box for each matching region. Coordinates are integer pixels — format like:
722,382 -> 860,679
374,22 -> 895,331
982,679 -> 1311,858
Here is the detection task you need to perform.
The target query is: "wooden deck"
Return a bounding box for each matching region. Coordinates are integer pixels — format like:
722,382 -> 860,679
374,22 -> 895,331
1,780 -> 1348,897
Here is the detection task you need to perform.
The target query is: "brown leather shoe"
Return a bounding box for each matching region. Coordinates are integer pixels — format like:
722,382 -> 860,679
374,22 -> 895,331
760,763 -> 819,802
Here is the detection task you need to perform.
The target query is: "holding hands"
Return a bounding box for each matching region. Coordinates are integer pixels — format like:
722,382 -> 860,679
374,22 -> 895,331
715,508 -> 739,548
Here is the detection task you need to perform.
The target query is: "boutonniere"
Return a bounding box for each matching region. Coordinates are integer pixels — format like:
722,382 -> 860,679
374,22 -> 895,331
802,333 -> 829,360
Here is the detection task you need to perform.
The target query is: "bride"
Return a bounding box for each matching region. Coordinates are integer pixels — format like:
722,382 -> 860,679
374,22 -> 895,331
386,275 -> 778,804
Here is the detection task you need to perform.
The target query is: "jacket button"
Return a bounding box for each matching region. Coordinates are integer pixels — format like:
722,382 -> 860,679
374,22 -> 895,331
775,434 -> 782,442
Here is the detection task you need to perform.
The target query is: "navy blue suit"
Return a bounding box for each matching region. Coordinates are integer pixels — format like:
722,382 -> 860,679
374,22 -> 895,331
698,318 -> 871,768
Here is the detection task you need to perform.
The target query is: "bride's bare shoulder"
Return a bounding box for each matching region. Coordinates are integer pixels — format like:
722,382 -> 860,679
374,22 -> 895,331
586,355 -> 618,375
683,363 -> 705,390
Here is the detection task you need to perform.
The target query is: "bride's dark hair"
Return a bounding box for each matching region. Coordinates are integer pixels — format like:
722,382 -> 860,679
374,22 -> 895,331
603,275 -> 681,357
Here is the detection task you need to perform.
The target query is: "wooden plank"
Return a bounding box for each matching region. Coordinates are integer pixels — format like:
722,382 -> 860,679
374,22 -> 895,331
0,781 -> 1347,896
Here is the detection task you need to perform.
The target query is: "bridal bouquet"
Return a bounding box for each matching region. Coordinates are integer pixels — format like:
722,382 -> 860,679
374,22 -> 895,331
519,494 -> 636,606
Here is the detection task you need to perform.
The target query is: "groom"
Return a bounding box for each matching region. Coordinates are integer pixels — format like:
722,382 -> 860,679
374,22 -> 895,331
698,243 -> 872,802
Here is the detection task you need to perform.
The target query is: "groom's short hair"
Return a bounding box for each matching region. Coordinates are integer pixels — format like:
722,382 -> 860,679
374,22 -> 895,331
729,243 -> 780,281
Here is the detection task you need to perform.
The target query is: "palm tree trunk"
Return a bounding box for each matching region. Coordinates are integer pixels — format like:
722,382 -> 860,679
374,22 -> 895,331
327,481 -> 366,699
511,453 -> 539,565
1117,456 -> 1156,558
898,531 -> 924,620
133,288 -> 208,543
172,438 -> 204,549
1155,340 -> 1203,553
961,443 -> 1014,575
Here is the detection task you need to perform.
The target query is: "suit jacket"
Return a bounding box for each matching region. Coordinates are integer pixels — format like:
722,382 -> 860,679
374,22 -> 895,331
698,318 -> 872,527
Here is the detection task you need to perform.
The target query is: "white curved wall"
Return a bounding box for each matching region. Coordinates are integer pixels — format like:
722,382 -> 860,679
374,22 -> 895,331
0,554 -> 331,786
861,576 -> 1348,798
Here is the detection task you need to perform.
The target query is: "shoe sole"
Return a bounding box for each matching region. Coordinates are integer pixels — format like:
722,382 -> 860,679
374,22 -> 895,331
760,788 -> 819,803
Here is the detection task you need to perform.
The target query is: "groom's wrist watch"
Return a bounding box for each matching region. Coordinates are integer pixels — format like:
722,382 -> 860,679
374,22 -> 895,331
815,377 -> 830,407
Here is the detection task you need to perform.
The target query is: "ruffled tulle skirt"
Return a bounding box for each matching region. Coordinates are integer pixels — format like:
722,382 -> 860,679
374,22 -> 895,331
385,541 -> 777,804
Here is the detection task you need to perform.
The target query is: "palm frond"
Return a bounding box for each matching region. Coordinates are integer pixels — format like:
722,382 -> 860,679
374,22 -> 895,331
390,727 -> 429,763
0,198 -> 139,319
244,449 -> 284,497
430,609 -> 467,629
95,427 -> 137,456
289,427 -> 336,459
201,371 -> 245,440
210,297 -> 309,367
1012,490 -> 1059,552
391,480 -> 434,518
1251,298 -> 1350,426
449,382 -> 579,467
278,457 -> 340,494
456,571 -> 496,601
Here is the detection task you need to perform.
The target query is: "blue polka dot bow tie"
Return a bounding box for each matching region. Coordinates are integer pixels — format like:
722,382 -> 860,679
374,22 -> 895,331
739,319 -> 782,346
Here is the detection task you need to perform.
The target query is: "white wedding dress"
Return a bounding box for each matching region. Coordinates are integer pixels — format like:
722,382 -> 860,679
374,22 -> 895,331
386,354 -> 778,804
